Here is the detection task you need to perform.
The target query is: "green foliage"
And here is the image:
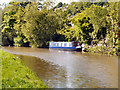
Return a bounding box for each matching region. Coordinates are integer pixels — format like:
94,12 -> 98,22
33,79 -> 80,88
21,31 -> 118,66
86,45 -> 118,56
58,11 -> 94,44
1,1 -> 119,55
106,2 -> 119,47
56,2 -> 63,8
14,36 -> 23,47
21,2 -> 59,47
13,2 -> 29,47
1,1 -> 59,48
67,2 -> 92,15
71,12 -> 93,44
1,2 -> 30,46
1,9 -> 16,46
85,4 -> 108,40
1,50 -> 48,88
57,2 -> 119,55
0,8 -> 2,45
0,49 -> 1,89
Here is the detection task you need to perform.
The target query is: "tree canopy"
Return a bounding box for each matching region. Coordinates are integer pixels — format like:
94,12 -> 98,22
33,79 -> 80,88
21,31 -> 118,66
1,1 -> 120,55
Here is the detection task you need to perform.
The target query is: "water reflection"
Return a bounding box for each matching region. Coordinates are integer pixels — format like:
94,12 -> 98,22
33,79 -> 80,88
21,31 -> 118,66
16,55 -> 67,88
2,47 -> 118,88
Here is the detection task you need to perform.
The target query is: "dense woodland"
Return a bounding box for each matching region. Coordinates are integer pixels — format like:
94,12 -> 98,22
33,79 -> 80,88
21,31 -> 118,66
0,0 -> 120,55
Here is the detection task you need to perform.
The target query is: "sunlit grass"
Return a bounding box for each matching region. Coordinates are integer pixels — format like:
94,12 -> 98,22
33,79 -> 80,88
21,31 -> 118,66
1,50 -> 48,88
0,49 -> 2,89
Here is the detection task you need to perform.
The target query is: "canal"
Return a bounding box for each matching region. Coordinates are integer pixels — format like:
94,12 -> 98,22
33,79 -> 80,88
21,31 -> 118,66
2,47 -> 118,88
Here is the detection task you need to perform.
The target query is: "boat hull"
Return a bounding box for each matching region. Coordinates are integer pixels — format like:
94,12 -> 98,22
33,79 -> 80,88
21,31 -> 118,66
49,47 -> 82,51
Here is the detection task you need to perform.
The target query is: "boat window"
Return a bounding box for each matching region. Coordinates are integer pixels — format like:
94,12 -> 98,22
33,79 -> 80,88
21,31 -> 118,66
50,42 -> 53,47
61,43 -> 62,47
69,43 -> 72,47
53,43 -> 56,47
50,43 -> 51,46
56,43 -> 59,47
64,43 -> 67,47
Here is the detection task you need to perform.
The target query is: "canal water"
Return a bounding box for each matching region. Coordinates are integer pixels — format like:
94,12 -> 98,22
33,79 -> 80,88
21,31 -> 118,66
2,47 -> 118,88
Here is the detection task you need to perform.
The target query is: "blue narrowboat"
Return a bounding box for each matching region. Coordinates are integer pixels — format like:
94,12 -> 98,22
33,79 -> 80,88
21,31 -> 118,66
49,41 -> 81,51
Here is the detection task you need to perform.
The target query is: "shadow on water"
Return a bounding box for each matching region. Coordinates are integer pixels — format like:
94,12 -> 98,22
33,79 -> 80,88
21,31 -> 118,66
2,47 -> 118,88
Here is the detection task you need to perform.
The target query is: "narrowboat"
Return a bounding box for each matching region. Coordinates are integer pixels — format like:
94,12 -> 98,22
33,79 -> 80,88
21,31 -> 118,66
49,41 -> 81,51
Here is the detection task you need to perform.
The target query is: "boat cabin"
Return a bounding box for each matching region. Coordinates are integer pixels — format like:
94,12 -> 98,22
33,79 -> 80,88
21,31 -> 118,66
49,42 -> 81,50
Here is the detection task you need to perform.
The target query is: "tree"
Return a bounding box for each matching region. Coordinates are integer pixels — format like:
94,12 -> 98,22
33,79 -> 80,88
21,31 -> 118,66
13,2 -> 30,47
1,3 -> 16,46
1,2 -> 30,46
21,2 -> 59,47
56,2 -> 63,8
106,2 -> 119,48
85,4 -> 108,45
58,11 -> 94,44
67,2 -> 92,15
0,8 -> 2,45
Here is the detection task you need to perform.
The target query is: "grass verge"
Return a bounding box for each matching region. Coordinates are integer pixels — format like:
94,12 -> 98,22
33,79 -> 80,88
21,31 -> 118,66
1,50 -> 48,88
0,49 -> 1,89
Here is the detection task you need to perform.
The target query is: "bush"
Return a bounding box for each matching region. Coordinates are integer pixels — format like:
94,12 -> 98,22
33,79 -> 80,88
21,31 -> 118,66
85,45 -> 118,56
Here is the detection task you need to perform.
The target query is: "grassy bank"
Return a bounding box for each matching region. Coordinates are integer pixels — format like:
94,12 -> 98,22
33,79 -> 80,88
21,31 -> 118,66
0,49 -> 1,89
1,50 -> 48,88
